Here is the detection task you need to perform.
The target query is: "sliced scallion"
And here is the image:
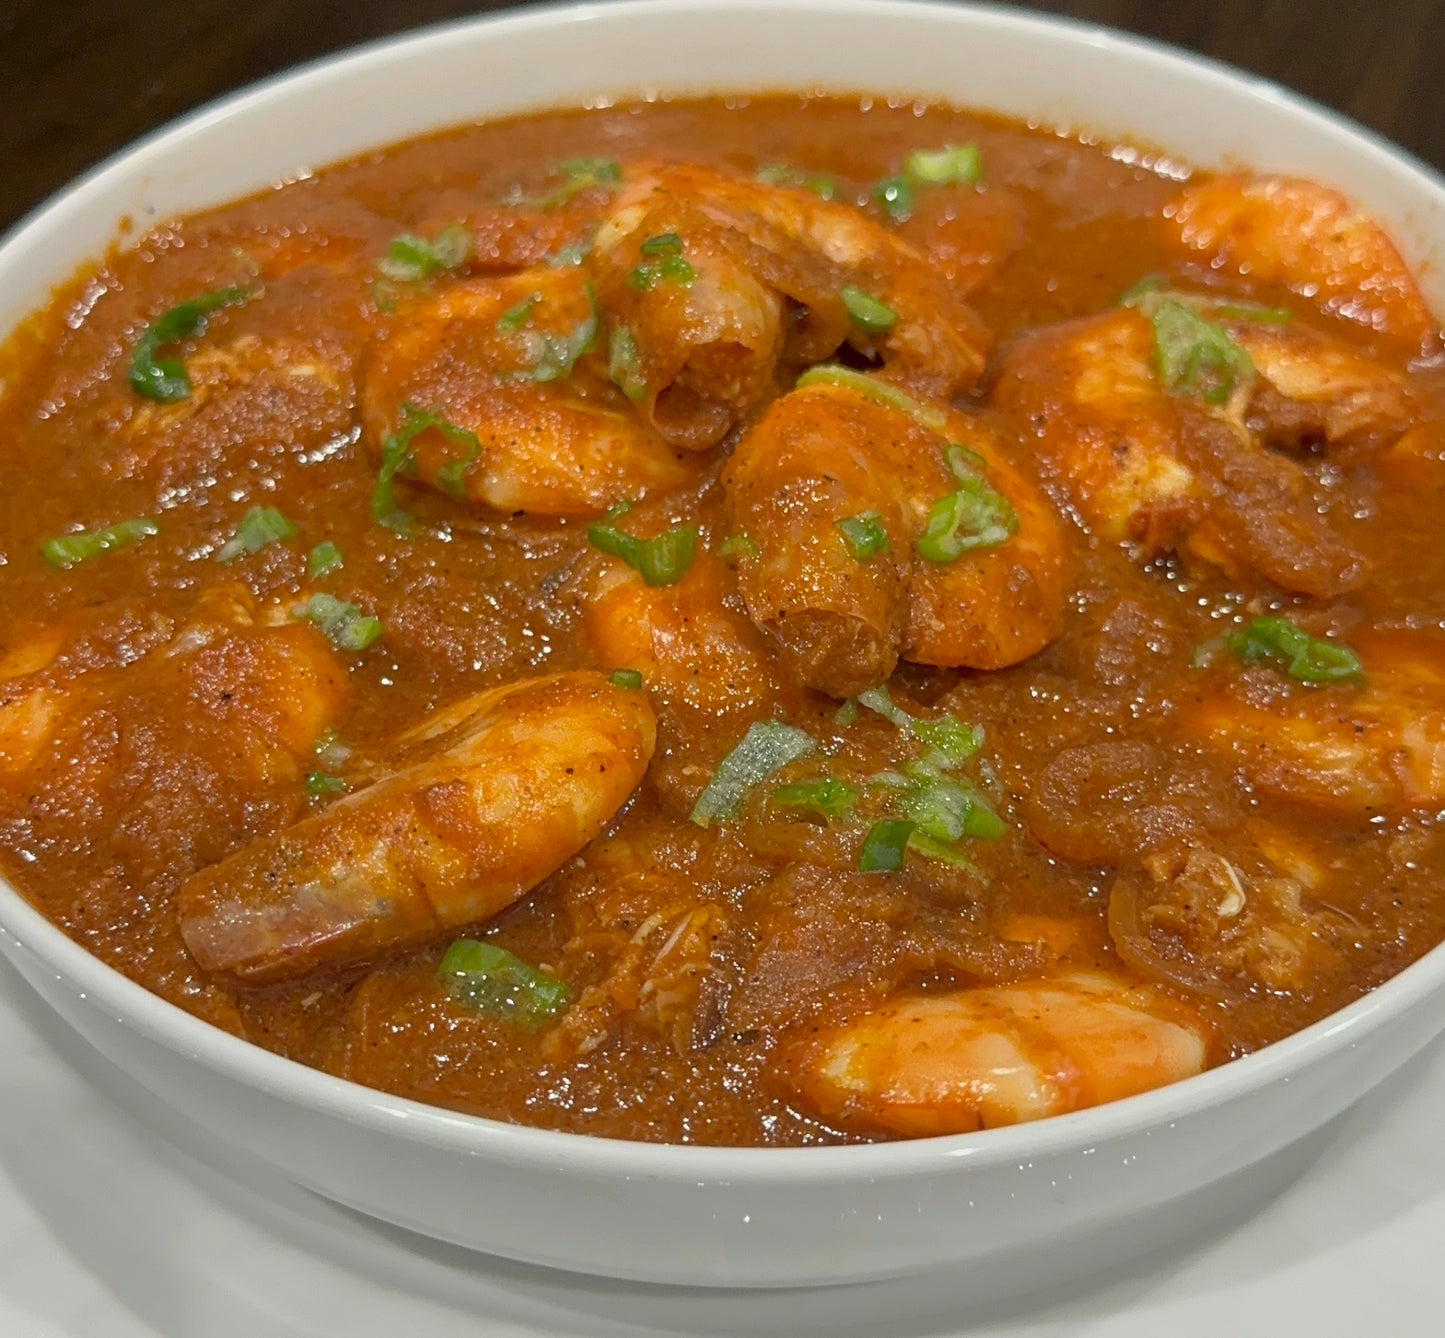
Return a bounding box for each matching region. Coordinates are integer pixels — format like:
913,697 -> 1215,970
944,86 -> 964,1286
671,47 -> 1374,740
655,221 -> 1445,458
214,506 -> 297,563
1224,616 -> 1363,685
858,819 -> 915,872
771,778 -> 858,821
1152,299 -> 1254,404
794,363 -> 946,432
510,158 -> 623,212
307,541 -> 344,580
915,478 -> 1018,564
873,175 -> 915,223
129,285 -> 255,402
609,668 -> 644,690
374,403 -> 481,530
521,280 -> 598,382
904,143 -> 982,187
376,224 -> 473,283
689,720 -> 817,827
836,510 -> 891,561
714,533 -> 760,560
755,164 -> 838,200
306,770 -> 347,799
439,938 -> 570,1029
608,325 -> 647,403
627,234 -> 696,291
839,285 -> 897,335
292,592 -> 383,652
587,513 -> 697,587
40,517 -> 159,569
496,295 -> 538,332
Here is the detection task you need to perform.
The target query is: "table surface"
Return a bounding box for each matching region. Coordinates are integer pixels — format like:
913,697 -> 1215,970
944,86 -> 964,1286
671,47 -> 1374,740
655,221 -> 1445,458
4,0 -> 1445,232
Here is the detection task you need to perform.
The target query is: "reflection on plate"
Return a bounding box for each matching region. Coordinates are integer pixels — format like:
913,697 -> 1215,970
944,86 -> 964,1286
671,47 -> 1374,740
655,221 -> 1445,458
0,954 -> 1439,1337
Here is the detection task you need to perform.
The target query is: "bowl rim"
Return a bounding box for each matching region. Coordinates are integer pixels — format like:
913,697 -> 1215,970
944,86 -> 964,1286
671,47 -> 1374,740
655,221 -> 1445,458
3,0 -> 1445,1183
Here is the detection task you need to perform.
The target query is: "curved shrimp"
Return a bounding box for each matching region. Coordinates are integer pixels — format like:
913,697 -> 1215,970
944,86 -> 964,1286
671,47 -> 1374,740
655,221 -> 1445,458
606,161 -> 991,399
992,308 -> 1366,597
360,267 -> 694,517
1182,628 -> 1445,815
723,376 -> 1069,697
786,971 -> 1207,1137
1166,174 -> 1438,348
580,549 -> 785,718
177,670 -> 658,982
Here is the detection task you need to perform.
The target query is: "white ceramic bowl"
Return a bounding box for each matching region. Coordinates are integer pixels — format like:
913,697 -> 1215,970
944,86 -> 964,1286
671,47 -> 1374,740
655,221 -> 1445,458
2,0 -> 1444,1291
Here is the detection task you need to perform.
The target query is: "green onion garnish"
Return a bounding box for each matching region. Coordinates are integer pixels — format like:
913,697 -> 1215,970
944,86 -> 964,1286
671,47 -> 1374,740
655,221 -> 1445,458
587,511 -> 697,587
755,164 -> 838,200
1121,275 -> 1291,325
858,683 -> 914,730
627,234 -> 697,291
794,364 -> 946,431
214,506 -> 298,563
305,770 -> 347,799
521,281 -> 598,382
374,403 -> 481,530
40,517 -> 159,569
292,593 -> 383,652
836,510 -> 891,561
906,828 -> 985,871
904,143 -> 982,187
834,698 -> 859,727
771,778 -> 858,821
839,285 -> 897,334
942,443 -> 990,483
689,720 -> 817,827
1151,299 -> 1254,405
873,175 -> 915,222
496,295 -> 538,332
307,541 -> 344,580
902,774 -> 1006,844
911,715 -> 984,766
376,224 -> 473,284
439,938 -> 570,1029
510,158 -> 623,212
608,325 -> 647,403
714,533 -> 760,560
1224,616 -> 1363,685
609,668 -> 644,690
858,819 -> 915,872
129,285 -> 255,402
915,478 -> 1018,564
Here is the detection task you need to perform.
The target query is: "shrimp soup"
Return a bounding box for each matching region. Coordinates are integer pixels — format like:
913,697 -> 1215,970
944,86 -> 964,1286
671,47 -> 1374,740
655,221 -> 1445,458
1,96 -> 1442,1146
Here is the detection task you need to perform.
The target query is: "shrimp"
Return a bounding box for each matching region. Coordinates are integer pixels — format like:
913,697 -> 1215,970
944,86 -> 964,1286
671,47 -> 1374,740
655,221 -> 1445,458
580,549 -> 784,718
1166,174 -> 1437,348
360,267 -> 694,517
591,185 -> 785,450
1182,628 -> 1445,815
603,161 -> 992,400
177,670 -> 657,982
786,971 -> 1207,1137
723,376 -> 1069,697
992,308 -> 1366,597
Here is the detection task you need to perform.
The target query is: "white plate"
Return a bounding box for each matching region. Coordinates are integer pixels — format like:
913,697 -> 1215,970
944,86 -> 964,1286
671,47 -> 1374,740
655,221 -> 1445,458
3,951 -> 1441,1336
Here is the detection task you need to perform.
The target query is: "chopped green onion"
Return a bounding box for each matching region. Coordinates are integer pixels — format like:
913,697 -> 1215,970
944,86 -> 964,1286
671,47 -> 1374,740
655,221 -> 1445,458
1214,299 -> 1293,323
305,770 -> 347,799
1224,616 -> 1363,685
915,478 -> 1018,564
1118,274 -> 1167,308
609,668 -> 644,690
839,285 -> 897,334
292,593 -> 383,652
374,403 -> 481,529
510,158 -> 623,211
911,715 -> 984,765
771,778 -> 858,821
40,517 -> 159,569
496,295 -> 538,332
858,683 -> 914,730
858,819 -> 915,872
794,363 -> 946,431
689,720 -> 817,827
313,727 -> 352,771
942,443 -> 989,483
128,285 -> 255,402
307,541 -> 344,580
906,828 -> 985,871
902,775 -> 1006,843
587,515 -> 697,587
548,238 -> 593,268
1152,299 -> 1254,405
714,533 -> 760,560
521,281 -> 598,382
904,143 -> 982,187
439,938 -> 570,1029
1121,275 -> 1291,325
873,175 -> 915,222
376,224 -> 473,283
628,234 -> 696,291
608,325 -> 647,403
836,510 -> 891,561
834,698 -> 858,727
214,506 -> 297,563
755,164 -> 838,200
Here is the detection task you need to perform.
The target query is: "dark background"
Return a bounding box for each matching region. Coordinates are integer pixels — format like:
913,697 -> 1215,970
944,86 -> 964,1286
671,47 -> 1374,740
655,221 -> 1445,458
3,0 -> 1443,230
